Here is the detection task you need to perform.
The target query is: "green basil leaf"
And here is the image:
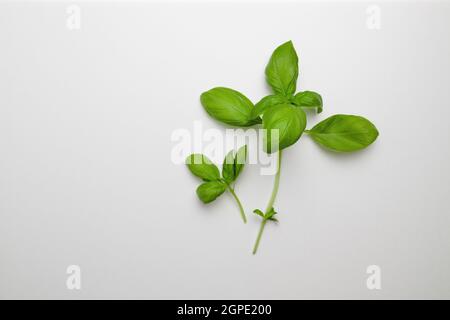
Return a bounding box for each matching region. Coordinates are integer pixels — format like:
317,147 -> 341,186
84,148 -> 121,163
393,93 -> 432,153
250,95 -> 288,119
222,145 -> 247,183
222,149 -> 236,183
265,41 -> 299,96
253,209 -> 265,218
307,114 -> 379,152
263,104 -> 307,153
196,181 -> 227,203
233,145 -> 247,180
185,154 -> 220,181
200,87 -> 259,127
265,207 -> 277,220
293,91 -> 323,113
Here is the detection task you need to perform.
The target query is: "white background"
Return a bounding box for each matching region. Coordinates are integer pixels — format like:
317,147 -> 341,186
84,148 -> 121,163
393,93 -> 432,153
1,1 -> 449,299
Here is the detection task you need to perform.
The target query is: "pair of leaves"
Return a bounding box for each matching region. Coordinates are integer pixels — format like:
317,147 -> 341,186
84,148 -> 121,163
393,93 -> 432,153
186,146 -> 247,203
252,92 -> 323,119
253,208 -> 278,222
222,145 -> 247,183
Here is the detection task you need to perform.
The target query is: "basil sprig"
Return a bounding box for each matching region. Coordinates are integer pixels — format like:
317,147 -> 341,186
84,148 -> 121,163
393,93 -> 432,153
189,41 -> 379,254
186,146 -> 248,223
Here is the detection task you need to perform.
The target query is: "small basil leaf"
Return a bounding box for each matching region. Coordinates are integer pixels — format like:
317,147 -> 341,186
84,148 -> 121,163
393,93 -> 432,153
265,207 -> 277,220
222,145 -> 247,183
293,91 -> 323,113
251,95 -> 288,119
186,154 -> 220,181
200,87 -> 258,127
253,209 -> 265,218
222,149 -> 236,183
263,104 -> 307,153
307,114 -> 379,152
233,145 -> 247,180
265,41 -> 299,96
196,181 -> 227,203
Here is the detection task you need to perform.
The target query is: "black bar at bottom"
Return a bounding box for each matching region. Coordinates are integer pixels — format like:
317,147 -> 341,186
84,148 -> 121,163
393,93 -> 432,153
0,300 -> 447,318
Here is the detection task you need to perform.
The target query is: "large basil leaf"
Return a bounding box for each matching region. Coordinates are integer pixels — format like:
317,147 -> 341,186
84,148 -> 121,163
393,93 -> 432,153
222,145 -> 247,183
185,154 -> 220,181
262,104 -> 307,153
200,87 -> 259,127
196,181 -> 227,203
307,114 -> 379,152
250,95 -> 288,119
293,91 -> 323,113
265,41 -> 299,97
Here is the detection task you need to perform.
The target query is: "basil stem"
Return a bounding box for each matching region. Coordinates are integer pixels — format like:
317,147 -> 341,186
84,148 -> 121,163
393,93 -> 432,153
252,150 -> 282,254
225,183 -> 247,224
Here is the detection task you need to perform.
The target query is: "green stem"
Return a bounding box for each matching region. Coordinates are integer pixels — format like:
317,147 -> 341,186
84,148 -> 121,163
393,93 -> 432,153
226,185 -> 247,224
253,219 -> 267,254
252,150 -> 282,254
